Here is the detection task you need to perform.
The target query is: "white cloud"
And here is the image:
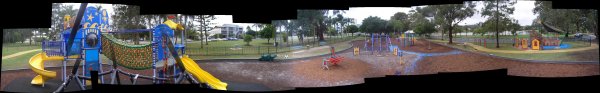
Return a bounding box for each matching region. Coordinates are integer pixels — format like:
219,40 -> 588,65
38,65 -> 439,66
459,1 -> 537,26
511,1 -> 537,26
346,7 -> 412,24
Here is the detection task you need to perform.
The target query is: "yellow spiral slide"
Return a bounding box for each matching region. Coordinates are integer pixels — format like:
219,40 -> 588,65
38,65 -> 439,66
180,55 -> 228,90
29,52 -> 64,86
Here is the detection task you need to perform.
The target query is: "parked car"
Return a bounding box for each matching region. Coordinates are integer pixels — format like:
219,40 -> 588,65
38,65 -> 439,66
226,38 -> 238,40
581,34 -> 596,40
574,33 -> 585,38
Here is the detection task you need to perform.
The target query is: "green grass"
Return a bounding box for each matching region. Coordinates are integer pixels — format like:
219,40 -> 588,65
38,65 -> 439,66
1,52 -> 113,71
2,43 -> 41,56
488,52 -> 579,61
2,51 -> 38,71
428,39 -> 597,61
474,42 -> 520,51
563,41 -> 592,49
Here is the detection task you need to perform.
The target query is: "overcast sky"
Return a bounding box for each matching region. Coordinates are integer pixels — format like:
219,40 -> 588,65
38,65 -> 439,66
60,1 -> 537,31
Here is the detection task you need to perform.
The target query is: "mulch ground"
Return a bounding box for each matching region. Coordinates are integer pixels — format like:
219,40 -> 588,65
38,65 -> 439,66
291,55 -> 371,87
391,38 -> 455,53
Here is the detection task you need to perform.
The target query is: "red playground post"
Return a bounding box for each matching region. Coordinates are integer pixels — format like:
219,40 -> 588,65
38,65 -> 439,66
484,39 -> 487,47
326,47 -> 344,66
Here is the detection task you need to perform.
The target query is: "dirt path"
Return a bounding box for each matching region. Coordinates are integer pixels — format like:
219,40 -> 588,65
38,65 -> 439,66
2,49 -> 42,60
464,42 -> 599,54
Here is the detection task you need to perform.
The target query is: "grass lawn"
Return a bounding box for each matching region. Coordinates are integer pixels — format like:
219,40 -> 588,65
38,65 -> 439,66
1,51 -> 39,71
488,52 -> 579,61
2,43 -> 41,56
475,42 -> 519,51
428,39 -> 597,61
563,41 -> 593,48
1,52 -> 113,71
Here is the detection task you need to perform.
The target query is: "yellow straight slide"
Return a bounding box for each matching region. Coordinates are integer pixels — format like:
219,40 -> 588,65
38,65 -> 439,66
180,55 -> 228,90
29,52 -> 64,86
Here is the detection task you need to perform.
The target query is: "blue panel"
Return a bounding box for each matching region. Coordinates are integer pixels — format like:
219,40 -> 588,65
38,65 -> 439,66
542,44 -> 571,50
153,24 -> 176,60
84,49 -> 100,77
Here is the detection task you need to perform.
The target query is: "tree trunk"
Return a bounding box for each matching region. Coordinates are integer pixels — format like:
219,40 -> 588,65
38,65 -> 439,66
135,33 -> 140,44
495,0 -> 500,48
317,22 -> 325,41
448,25 -> 453,44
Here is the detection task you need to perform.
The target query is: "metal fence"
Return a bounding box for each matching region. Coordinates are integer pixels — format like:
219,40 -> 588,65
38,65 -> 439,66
185,36 -> 358,56
42,41 -> 64,57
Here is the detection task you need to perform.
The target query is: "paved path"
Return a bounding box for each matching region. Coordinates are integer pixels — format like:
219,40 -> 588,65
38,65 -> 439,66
2,49 -> 42,60
464,42 -> 599,54
399,50 -> 464,75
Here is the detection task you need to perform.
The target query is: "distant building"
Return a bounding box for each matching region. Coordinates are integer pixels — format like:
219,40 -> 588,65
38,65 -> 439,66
209,24 -> 244,38
209,24 -> 244,39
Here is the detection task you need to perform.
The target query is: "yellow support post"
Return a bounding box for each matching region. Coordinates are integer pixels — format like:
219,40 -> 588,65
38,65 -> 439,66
532,39 -> 540,50
393,48 -> 398,56
354,47 -> 360,56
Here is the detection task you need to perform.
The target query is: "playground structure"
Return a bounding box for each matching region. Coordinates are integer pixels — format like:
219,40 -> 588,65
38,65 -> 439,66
398,31 -> 416,48
364,34 -> 392,54
28,5 -> 227,92
322,46 -> 344,70
362,33 -> 393,55
513,20 -> 570,50
355,32 -> 414,56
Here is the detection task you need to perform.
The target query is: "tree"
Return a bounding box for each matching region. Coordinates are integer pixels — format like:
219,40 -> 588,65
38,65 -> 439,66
281,32 -> 288,43
345,25 -> 359,36
533,1 -> 595,37
51,3 -> 78,40
244,34 -> 253,46
482,0 -> 516,48
432,2 -> 476,44
413,20 -> 436,36
285,20 -> 300,45
194,15 -> 217,47
360,16 -> 388,35
246,26 -> 258,38
297,10 -> 343,41
272,20 -> 288,45
112,5 -> 146,44
260,24 -> 276,43
390,12 -> 410,33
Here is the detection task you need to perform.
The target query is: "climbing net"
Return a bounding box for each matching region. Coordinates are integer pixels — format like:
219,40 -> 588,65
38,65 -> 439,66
101,34 -> 154,70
